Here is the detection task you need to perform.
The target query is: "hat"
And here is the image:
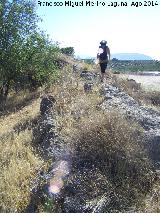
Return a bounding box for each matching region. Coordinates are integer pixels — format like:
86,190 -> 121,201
100,40 -> 107,45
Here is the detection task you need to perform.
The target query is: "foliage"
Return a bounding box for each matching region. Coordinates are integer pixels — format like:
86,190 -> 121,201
0,0 -> 37,98
21,32 -> 60,88
112,57 -> 119,62
111,60 -> 160,72
83,58 -> 95,64
61,47 -> 74,56
0,0 -> 60,101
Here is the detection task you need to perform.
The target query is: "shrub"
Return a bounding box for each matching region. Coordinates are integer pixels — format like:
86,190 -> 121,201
61,47 -> 74,56
70,111 -> 153,209
0,0 -> 60,102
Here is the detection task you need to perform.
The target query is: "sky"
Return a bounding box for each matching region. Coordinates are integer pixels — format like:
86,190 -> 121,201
36,0 -> 160,59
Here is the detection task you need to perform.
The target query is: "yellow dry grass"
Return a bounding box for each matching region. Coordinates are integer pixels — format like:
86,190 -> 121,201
113,74 -> 160,109
0,97 -> 40,136
142,179 -> 160,213
0,130 -> 44,212
0,60 -> 159,212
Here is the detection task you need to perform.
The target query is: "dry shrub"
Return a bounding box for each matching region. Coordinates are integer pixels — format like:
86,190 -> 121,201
113,75 -> 160,108
142,178 -> 160,212
112,76 -> 142,95
46,64 -> 103,137
143,90 -> 160,106
70,111 -> 154,209
0,130 -> 44,212
55,89 -> 103,138
83,63 -> 93,71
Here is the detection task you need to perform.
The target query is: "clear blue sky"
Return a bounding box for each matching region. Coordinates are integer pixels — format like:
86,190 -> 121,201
36,0 -> 160,59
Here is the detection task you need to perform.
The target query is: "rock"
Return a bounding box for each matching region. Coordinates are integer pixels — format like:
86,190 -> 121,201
80,70 -> 96,81
63,167 -> 113,212
73,64 -> 81,72
144,130 -> 160,165
40,95 -> 56,115
101,84 -> 160,166
84,82 -> 93,93
26,95 -> 72,211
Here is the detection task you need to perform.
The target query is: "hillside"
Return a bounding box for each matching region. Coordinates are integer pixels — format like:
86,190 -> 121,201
80,53 -> 153,61
110,60 -> 160,72
0,56 -> 160,212
82,58 -> 160,72
111,53 -> 153,60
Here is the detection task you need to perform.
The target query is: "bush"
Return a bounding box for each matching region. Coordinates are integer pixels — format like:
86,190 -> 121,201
0,0 -> 60,101
61,47 -> 74,56
69,111 -> 154,210
21,32 -> 60,89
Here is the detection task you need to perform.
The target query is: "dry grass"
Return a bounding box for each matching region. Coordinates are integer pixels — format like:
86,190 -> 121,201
0,88 -> 42,115
0,130 -> 44,212
0,93 -> 41,136
142,179 -> 160,213
0,60 -> 159,212
45,64 -> 103,138
68,110 -> 155,210
0,88 -> 47,212
83,63 -> 94,71
112,75 -> 160,109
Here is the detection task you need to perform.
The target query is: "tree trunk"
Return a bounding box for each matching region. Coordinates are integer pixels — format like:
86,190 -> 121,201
28,73 -> 40,91
0,81 -> 10,103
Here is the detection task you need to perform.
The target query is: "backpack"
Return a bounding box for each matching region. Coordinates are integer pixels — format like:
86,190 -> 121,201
99,46 -> 108,63
99,51 -> 107,60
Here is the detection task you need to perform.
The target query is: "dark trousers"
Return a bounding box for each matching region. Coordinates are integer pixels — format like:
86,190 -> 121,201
100,63 -> 108,73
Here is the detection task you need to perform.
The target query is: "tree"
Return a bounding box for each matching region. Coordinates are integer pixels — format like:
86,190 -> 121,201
21,32 -> 60,89
0,0 -> 60,101
61,47 -> 74,56
0,0 -> 39,101
112,58 -> 119,62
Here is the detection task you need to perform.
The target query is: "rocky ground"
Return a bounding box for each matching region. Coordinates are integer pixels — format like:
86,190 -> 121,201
25,67 -> 160,212
101,84 -> 160,166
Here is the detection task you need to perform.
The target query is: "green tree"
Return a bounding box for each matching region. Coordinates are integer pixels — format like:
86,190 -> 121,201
0,0 -> 39,101
61,47 -> 74,56
20,32 -> 60,89
0,0 -> 60,101
112,58 -> 119,62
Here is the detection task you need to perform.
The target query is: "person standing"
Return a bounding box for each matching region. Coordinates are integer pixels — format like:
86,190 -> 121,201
97,40 -> 111,82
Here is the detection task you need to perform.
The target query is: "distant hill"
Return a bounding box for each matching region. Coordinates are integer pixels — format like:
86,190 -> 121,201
78,53 -> 153,61
111,53 -> 153,60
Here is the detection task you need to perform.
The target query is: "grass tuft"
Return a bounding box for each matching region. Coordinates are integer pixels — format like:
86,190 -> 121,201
69,111 -> 154,209
0,130 -> 44,212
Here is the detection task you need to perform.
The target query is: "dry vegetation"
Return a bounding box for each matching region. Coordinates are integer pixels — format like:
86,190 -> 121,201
0,89 -> 45,212
0,61 -> 159,212
0,130 -> 44,212
68,111 -> 155,210
112,75 -> 160,109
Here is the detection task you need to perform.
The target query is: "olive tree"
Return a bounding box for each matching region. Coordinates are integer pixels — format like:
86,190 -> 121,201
21,32 -> 60,89
61,47 -> 75,56
0,0 -> 60,101
0,0 -> 38,100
